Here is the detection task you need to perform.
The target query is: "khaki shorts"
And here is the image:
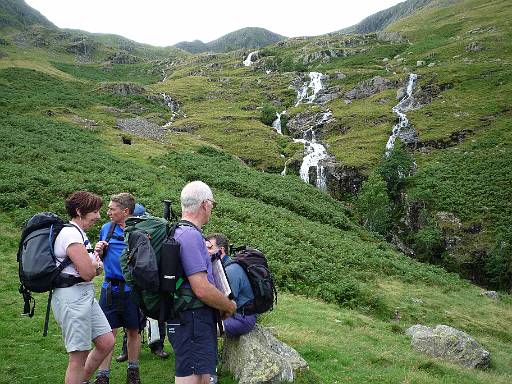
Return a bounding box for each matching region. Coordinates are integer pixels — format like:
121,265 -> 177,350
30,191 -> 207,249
52,283 -> 111,352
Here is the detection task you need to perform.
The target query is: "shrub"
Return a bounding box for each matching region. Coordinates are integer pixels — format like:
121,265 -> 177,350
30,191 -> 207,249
260,104 -> 277,126
355,171 -> 392,236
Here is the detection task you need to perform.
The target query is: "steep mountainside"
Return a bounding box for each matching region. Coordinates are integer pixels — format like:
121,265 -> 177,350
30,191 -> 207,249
174,27 -> 286,53
342,0 -> 435,33
0,0 -> 54,30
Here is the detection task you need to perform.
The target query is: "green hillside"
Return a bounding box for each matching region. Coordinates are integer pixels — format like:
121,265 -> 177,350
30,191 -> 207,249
1,0 -> 511,383
174,27 -> 287,53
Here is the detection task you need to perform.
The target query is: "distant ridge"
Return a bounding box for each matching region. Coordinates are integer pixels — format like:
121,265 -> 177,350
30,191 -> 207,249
174,27 -> 287,53
0,0 -> 55,30
341,0 -> 433,33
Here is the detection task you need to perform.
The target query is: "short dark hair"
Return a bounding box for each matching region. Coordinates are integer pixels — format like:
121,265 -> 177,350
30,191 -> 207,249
206,233 -> 229,253
65,191 -> 103,218
110,192 -> 136,214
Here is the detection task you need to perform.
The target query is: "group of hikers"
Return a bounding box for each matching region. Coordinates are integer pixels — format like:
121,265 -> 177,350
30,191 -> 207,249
49,181 -> 257,384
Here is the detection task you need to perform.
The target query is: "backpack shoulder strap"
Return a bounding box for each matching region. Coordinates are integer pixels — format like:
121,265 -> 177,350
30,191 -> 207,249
105,222 -> 117,243
169,220 -> 200,237
58,223 -> 87,270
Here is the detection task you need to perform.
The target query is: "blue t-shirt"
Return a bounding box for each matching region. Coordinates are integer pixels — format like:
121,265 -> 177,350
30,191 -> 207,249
222,255 -> 254,309
174,225 -> 215,287
99,222 -> 130,292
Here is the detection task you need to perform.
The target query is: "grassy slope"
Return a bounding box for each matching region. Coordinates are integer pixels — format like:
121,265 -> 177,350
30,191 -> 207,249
0,64 -> 511,383
387,0 -> 512,247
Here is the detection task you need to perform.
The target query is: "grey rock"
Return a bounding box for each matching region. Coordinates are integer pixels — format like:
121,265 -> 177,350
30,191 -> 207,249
405,324 -> 432,337
116,117 -> 169,142
345,76 -> 395,100
100,82 -> 147,96
416,60 -> 425,67
466,42 -> 484,52
377,31 -> 408,43
286,111 -> 333,139
406,324 -> 491,369
108,51 -> 139,64
322,160 -> 365,198
300,49 -> 346,65
221,325 -> 308,384
481,291 -> 498,299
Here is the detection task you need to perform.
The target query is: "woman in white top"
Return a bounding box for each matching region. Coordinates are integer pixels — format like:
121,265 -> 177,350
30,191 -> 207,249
51,191 -> 114,384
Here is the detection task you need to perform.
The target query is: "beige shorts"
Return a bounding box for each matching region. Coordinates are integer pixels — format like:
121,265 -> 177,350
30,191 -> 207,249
51,283 -> 111,352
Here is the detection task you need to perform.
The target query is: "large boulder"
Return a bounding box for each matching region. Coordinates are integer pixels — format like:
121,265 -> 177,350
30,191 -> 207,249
406,324 -> 491,368
221,325 -> 308,384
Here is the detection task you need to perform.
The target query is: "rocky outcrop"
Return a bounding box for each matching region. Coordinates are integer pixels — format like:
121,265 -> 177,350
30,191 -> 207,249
376,31 -> 408,43
300,49 -> 346,65
65,37 -> 97,58
417,128 -> 474,150
345,76 -> 396,100
466,42 -> 484,52
221,325 -> 308,384
100,82 -> 147,96
116,117 -> 169,142
286,111 -> 333,140
406,324 -> 491,369
322,160 -> 366,198
108,51 -> 140,64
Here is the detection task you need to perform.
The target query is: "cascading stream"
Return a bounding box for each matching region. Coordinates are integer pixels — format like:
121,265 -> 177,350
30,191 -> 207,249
386,73 -> 418,156
295,72 -> 324,107
243,51 -> 258,66
273,73 -> 331,190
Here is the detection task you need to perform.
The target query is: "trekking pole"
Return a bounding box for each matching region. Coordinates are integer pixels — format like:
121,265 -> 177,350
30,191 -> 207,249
162,200 -> 176,221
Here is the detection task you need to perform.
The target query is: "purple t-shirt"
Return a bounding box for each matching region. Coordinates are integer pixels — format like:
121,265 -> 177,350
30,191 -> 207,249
174,225 -> 214,286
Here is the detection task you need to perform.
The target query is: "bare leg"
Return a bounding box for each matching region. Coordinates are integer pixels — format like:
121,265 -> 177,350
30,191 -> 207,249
126,328 -> 141,362
175,374 -> 210,384
83,331 -> 115,381
65,350 -> 89,384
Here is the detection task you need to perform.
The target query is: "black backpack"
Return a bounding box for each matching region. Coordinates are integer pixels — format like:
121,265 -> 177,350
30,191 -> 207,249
231,247 -> 277,315
17,212 -> 84,335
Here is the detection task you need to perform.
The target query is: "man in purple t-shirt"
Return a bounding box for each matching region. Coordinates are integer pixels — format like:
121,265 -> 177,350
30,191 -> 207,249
167,181 -> 236,384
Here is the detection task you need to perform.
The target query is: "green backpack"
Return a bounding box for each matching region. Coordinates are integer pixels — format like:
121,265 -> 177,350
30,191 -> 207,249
121,215 -> 203,321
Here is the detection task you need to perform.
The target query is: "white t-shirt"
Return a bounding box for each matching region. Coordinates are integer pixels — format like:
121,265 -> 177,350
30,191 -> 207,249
53,221 -> 94,277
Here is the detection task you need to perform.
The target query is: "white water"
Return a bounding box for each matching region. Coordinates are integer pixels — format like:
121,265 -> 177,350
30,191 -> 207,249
385,73 -> 418,155
272,112 -> 283,134
295,72 -> 324,106
161,93 -> 180,128
293,111 -> 332,190
243,51 -> 258,66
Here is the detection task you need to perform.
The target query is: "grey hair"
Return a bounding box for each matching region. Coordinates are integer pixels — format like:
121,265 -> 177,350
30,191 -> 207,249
180,181 -> 213,213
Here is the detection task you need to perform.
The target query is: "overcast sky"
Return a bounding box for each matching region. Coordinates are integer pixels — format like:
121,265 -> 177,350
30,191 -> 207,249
25,0 -> 404,47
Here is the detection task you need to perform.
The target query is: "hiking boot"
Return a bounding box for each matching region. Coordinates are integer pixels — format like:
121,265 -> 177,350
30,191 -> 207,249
94,376 -> 109,384
126,367 -> 141,384
151,347 -> 170,359
115,352 -> 128,363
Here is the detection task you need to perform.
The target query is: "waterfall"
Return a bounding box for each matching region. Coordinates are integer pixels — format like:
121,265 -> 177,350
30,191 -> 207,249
293,111 -> 332,190
386,73 -> 418,155
272,112 -> 283,134
295,72 -> 324,106
243,51 -> 258,66
161,93 -> 180,128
